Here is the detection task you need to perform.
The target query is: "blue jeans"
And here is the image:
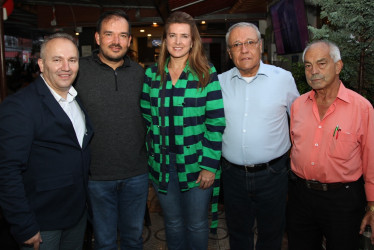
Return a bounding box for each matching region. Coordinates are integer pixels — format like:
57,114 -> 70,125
88,173 -> 149,250
21,211 -> 87,250
153,156 -> 212,250
222,154 -> 289,250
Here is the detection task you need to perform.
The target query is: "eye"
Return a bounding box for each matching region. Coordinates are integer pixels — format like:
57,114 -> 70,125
233,43 -> 241,48
304,64 -> 311,69
69,59 -> 77,63
182,34 -> 189,39
168,34 -> 175,38
318,62 -> 326,68
247,41 -> 255,45
121,34 -> 129,38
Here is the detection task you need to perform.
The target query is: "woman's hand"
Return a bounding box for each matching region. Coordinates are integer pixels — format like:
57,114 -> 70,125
196,169 -> 215,189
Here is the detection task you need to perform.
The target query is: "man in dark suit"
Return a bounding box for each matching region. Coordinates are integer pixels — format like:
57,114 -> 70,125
0,33 -> 93,250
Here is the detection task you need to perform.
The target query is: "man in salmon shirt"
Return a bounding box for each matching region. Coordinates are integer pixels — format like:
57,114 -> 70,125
287,40 -> 374,250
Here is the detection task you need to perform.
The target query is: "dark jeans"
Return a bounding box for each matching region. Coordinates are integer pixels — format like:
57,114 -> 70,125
88,174 -> 149,250
20,211 -> 87,250
287,174 -> 366,250
222,154 -> 289,250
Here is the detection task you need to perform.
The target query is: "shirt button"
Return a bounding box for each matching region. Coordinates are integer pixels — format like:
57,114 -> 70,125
318,125 -> 322,128
311,162 -> 315,166
315,143 -> 318,146
244,113 -> 248,117
243,129 -> 246,133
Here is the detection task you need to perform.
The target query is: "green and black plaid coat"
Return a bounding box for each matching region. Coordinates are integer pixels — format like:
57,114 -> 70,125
140,60 -> 225,232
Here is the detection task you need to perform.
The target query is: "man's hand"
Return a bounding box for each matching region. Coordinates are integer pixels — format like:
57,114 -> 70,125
196,169 -> 215,189
23,232 -> 42,250
360,202 -> 374,244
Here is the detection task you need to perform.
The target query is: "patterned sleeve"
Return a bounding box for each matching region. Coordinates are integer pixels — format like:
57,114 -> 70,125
140,67 -> 153,127
199,65 -> 226,172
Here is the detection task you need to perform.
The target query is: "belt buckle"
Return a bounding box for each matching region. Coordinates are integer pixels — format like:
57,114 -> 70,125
244,164 -> 255,172
306,180 -> 328,191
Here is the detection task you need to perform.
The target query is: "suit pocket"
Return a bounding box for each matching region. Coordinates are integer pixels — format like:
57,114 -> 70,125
36,174 -> 74,192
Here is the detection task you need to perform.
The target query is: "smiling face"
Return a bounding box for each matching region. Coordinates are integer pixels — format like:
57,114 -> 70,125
95,16 -> 132,66
304,42 -> 343,91
165,23 -> 192,61
38,38 -> 79,98
228,26 -> 262,77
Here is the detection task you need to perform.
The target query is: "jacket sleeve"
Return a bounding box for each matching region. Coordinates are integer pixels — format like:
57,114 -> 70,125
0,97 -> 40,243
199,65 -> 226,173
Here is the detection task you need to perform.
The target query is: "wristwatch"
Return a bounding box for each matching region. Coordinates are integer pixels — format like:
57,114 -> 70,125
366,206 -> 374,212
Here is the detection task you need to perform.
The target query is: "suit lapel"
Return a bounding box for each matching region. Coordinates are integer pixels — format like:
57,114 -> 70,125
75,96 -> 94,149
34,76 -> 80,146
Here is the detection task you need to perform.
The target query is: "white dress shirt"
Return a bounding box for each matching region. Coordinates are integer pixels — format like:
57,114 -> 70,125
218,61 -> 299,165
42,75 -> 86,147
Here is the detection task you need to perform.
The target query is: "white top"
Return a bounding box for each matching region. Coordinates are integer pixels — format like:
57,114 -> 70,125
41,75 -> 86,147
218,61 -> 300,165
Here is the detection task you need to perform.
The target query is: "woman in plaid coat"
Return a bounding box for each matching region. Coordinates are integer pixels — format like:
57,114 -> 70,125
140,11 -> 225,250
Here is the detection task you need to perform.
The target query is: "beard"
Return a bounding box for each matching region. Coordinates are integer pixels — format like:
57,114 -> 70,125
99,44 -> 127,62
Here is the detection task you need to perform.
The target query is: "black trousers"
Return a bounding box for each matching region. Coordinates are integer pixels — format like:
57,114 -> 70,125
287,176 -> 366,250
0,214 -> 19,250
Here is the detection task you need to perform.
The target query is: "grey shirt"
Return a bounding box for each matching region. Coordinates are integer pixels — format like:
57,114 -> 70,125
74,50 -> 148,180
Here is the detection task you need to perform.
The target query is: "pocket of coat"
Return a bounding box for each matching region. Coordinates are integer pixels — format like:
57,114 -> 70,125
36,175 -> 74,192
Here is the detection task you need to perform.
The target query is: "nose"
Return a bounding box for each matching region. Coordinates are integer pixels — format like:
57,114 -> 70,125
112,35 -> 120,44
240,43 -> 249,53
310,65 -> 319,74
61,60 -> 70,71
175,36 -> 181,45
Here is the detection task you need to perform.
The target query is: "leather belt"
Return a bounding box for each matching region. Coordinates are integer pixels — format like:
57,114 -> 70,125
292,172 -> 344,191
222,153 -> 285,173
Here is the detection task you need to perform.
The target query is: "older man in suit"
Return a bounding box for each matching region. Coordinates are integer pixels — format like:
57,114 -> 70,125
0,33 -> 93,250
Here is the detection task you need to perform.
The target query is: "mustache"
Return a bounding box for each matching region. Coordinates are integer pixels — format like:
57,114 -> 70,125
310,74 -> 324,80
109,44 -> 122,49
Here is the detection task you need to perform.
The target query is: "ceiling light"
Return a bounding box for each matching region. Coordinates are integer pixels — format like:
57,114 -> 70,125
140,29 -> 145,33
201,21 -> 206,24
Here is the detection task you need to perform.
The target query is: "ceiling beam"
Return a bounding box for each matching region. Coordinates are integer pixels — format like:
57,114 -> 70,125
153,0 -> 169,24
195,12 -> 267,22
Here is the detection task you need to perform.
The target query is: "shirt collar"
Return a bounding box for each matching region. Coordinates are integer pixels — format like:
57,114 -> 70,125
230,60 -> 267,81
41,74 -> 77,103
306,81 -> 350,104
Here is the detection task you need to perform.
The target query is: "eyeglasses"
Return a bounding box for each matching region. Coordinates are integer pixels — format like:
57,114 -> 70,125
229,40 -> 259,51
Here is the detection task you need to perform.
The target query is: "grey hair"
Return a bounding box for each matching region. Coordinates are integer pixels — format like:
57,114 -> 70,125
40,33 -> 78,59
302,40 -> 341,63
225,22 -> 261,48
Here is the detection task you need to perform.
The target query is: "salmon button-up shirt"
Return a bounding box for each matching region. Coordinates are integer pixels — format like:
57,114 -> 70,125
290,83 -> 374,200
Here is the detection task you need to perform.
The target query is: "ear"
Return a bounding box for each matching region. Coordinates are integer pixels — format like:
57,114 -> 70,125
127,35 -> 132,48
37,58 -> 44,73
335,60 -> 343,75
227,48 -> 232,60
94,32 -> 100,46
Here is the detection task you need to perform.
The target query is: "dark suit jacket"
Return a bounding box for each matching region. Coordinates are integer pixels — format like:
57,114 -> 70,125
0,76 -> 93,243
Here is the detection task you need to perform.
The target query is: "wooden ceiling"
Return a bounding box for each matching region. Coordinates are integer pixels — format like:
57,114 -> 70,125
5,0 -> 272,38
